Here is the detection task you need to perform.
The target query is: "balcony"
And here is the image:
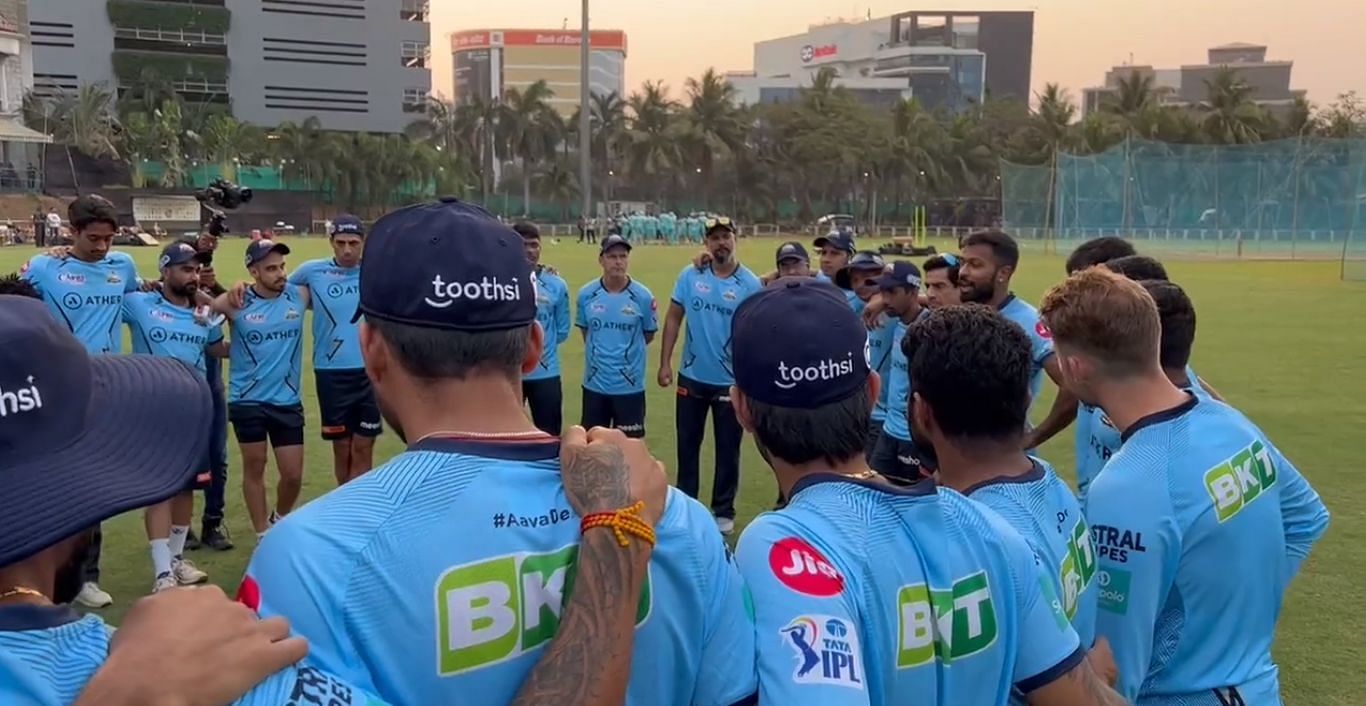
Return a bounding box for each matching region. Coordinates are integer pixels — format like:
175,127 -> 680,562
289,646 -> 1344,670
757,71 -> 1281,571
402,87 -> 427,111
400,0 -> 430,22
401,41 -> 430,69
114,26 -> 226,47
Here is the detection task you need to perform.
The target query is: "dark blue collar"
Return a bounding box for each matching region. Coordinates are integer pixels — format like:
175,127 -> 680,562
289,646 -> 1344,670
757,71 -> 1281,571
960,457 -> 1047,497
996,293 -> 1017,311
791,472 -> 938,499
1120,393 -> 1199,443
0,604 -> 83,632
407,435 -> 560,462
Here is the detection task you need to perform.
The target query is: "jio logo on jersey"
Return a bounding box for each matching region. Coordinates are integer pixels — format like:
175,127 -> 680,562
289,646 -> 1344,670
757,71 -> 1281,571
768,537 -> 844,597
780,615 -> 864,689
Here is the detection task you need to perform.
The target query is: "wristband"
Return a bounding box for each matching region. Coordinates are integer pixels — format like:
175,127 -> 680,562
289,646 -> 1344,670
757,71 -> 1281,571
580,501 -> 656,548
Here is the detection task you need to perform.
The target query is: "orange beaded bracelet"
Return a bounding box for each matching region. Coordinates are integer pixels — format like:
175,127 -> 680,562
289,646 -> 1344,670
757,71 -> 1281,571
580,501 -> 656,548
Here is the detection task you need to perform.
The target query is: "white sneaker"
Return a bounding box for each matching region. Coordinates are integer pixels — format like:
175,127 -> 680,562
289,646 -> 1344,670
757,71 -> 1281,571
152,573 -> 177,594
715,517 -> 735,535
172,557 -> 209,586
75,582 -> 113,608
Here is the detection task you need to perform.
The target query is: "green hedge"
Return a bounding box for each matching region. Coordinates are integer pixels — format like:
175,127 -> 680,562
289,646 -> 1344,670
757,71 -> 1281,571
112,51 -> 229,83
107,0 -> 231,34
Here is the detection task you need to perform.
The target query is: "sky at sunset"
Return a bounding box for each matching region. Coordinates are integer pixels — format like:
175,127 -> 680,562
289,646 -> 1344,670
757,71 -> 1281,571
429,0 -> 1366,109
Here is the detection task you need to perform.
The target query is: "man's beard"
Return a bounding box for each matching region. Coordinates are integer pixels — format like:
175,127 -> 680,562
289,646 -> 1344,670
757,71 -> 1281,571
710,249 -> 732,265
960,278 -> 994,304
53,530 -> 95,605
169,282 -> 198,300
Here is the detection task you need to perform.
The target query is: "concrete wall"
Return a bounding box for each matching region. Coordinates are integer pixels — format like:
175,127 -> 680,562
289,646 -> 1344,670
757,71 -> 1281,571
31,0 -> 113,96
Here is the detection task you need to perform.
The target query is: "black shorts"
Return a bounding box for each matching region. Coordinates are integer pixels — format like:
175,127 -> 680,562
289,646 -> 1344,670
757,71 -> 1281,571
229,403 -> 305,447
869,431 -> 934,482
581,388 -> 646,438
522,376 -> 564,436
315,369 -> 382,440
865,420 -> 884,461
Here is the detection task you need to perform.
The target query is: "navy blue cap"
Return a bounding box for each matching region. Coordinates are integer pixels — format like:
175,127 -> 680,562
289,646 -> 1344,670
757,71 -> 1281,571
353,198 -> 536,331
159,240 -> 207,268
245,239 -> 290,268
834,251 -> 887,289
732,279 -> 871,409
877,261 -> 923,291
0,295 -> 212,567
813,230 -> 856,255
331,214 -> 365,237
600,234 -> 632,253
775,241 -> 808,266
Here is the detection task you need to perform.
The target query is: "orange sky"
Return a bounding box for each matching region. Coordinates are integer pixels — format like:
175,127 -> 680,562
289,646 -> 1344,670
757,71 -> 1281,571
431,0 -> 1366,108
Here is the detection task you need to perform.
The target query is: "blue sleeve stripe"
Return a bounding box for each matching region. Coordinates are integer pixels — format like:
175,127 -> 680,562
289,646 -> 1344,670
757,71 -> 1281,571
1016,644 -> 1087,694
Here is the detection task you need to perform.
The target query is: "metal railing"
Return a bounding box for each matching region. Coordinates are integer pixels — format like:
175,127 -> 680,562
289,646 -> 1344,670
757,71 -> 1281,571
113,26 -> 227,46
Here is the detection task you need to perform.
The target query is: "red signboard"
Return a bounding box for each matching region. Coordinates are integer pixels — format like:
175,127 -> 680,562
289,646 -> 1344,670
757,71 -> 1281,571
800,44 -> 838,63
451,29 -> 627,54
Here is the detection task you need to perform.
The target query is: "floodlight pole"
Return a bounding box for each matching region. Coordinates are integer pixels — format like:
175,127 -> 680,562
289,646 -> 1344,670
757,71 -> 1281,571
579,0 -> 592,221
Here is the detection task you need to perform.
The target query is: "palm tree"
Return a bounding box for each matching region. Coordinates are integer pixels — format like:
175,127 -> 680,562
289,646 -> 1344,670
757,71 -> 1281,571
887,98 -> 948,216
534,156 -> 580,220
196,114 -> 264,181
1101,71 -> 1158,136
1200,68 -> 1268,144
626,81 -> 682,204
272,117 -> 328,190
589,91 -> 628,202
500,81 -> 560,215
682,69 -> 745,208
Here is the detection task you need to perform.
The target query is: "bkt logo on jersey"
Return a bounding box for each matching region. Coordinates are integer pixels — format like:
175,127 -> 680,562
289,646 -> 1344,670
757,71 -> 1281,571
425,275 -> 523,309
1059,517 -> 1098,619
896,571 -> 998,668
0,375 -> 43,418
1204,439 -> 1278,523
435,544 -> 652,676
781,616 -> 864,689
774,352 -> 856,390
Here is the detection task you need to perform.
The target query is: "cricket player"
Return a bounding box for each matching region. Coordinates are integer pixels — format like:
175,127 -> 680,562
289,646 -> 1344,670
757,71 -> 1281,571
19,194 -> 139,609
517,222 -> 571,435
921,253 -> 962,308
123,241 -> 226,592
812,229 -> 855,281
578,234 -> 658,437
1040,268 -> 1329,703
867,262 -> 932,480
658,216 -> 764,534
242,198 -> 756,706
728,282 -> 1125,705
775,241 -> 812,278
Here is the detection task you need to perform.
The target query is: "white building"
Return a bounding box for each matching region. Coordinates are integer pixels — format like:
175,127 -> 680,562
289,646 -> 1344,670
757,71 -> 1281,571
1,0 -> 51,191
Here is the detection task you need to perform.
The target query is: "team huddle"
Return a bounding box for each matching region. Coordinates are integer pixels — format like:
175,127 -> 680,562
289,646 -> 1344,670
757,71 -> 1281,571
0,194 -> 1330,706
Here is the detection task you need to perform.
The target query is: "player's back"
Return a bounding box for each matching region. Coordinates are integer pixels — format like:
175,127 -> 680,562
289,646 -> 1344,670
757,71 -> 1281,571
965,459 -> 1098,649
0,606 -> 381,706
243,435 -> 756,706
1089,397 -> 1328,703
736,476 -> 1083,706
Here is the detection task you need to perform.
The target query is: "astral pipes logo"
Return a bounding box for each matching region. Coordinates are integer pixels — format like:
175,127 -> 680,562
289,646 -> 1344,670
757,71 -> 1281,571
774,352 -> 856,390
425,275 -> 524,309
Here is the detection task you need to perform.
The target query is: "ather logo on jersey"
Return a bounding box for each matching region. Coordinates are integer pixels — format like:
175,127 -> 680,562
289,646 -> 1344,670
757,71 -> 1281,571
896,571 -> 998,668
0,375 -> 42,418
774,352 -> 857,390
435,545 -> 652,676
769,537 -> 845,597
425,275 -> 524,309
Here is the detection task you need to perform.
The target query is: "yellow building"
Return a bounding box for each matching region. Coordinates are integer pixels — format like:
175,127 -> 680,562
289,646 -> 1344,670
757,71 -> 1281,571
451,28 -> 627,117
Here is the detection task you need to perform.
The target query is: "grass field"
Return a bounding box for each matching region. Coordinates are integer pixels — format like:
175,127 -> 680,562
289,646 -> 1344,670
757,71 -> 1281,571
3,235 -> 1362,704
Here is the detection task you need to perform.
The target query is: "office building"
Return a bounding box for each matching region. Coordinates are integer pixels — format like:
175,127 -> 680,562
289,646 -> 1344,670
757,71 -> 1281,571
739,10 -> 1033,113
451,28 -> 627,118
1,0 -> 49,188
1083,43 -> 1305,117
30,0 -> 431,133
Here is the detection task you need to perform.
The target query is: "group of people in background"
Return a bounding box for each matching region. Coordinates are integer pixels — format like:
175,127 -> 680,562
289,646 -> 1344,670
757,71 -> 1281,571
578,211 -> 717,246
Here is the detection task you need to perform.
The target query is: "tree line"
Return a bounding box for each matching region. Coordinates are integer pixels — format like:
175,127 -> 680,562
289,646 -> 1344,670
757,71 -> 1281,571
21,66 -> 1366,223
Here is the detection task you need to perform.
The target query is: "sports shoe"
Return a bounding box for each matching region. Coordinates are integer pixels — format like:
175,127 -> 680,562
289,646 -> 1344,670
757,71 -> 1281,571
184,529 -> 202,551
75,582 -> 113,608
201,521 -> 234,551
152,573 -> 177,594
172,557 -> 209,586
268,510 -> 282,526
715,516 -> 736,535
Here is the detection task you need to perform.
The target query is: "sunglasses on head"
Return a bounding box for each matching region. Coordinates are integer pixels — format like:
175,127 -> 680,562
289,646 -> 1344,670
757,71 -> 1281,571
704,216 -> 734,230
942,253 -> 961,267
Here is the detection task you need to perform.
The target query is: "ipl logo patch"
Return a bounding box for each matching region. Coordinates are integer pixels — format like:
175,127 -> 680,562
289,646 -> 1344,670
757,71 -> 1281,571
780,615 -> 863,689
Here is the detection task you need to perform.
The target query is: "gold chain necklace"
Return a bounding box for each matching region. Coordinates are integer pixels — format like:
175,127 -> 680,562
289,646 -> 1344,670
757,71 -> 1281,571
0,587 -> 49,603
412,429 -> 554,443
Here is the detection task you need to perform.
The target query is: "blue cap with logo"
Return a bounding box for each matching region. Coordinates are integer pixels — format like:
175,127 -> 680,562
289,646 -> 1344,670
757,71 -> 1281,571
599,233 -> 632,253
813,230 -> 856,255
0,295 -> 212,567
353,198 -> 536,331
834,251 -> 886,289
775,241 -> 808,266
159,239 -> 207,269
731,279 -> 871,409
244,239 -> 290,268
877,261 -> 923,291
331,214 -> 365,237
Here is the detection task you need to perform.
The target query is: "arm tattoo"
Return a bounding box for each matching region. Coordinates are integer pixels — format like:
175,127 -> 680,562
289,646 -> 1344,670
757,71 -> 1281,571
562,443 -> 632,515
509,528 -> 649,706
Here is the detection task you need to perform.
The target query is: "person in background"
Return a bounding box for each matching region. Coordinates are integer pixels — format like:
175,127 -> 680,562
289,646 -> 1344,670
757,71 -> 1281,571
578,234 -> 658,437
812,229 -> 855,282
922,253 -> 962,309
867,262 -> 933,480
774,241 -> 812,278
517,222 -> 571,435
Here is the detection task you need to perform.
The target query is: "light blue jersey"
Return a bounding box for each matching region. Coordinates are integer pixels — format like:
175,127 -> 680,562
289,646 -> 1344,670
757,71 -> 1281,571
966,458 -> 1099,657
576,278 -> 657,394
228,285 -> 306,406
997,295 -> 1054,405
867,314 -> 897,424
0,606 -> 388,706
243,436 -> 757,706
1088,396 -> 1329,703
528,267 -> 571,381
736,476 -> 1084,705
288,258 -> 361,370
879,310 -> 929,442
670,264 -> 763,386
1075,366 -> 1207,503
21,253 -> 139,354
122,291 -> 223,376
